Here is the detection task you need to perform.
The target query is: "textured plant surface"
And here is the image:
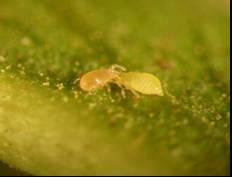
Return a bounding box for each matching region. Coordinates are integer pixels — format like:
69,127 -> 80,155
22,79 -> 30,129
0,0 -> 230,175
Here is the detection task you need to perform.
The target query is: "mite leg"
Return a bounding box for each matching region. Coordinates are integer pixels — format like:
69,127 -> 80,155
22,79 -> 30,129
114,80 -> 126,98
114,81 -> 126,98
130,89 -> 140,99
121,88 -> 126,99
112,77 -> 127,98
110,64 -> 127,73
123,84 -> 140,99
106,84 -> 111,94
73,77 -> 80,84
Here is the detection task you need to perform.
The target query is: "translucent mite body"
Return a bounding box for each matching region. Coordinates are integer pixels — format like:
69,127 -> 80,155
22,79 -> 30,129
78,64 -> 163,98
79,65 -> 125,92
115,72 -> 164,97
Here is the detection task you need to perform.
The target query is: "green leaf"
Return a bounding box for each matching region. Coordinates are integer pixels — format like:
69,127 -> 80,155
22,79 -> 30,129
0,0 -> 230,175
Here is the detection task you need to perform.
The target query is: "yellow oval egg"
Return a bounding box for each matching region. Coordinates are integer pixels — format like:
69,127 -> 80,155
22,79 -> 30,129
119,72 -> 164,96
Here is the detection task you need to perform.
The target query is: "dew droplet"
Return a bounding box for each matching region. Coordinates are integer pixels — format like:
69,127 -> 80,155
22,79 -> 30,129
56,83 -> 65,90
21,36 -> 32,46
42,82 -> 50,86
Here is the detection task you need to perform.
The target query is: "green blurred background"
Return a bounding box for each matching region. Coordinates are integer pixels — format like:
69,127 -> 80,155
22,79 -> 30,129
0,0 -> 230,175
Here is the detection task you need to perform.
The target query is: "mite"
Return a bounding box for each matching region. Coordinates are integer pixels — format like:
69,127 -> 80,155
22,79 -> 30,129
115,72 -> 164,97
78,64 -> 126,92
